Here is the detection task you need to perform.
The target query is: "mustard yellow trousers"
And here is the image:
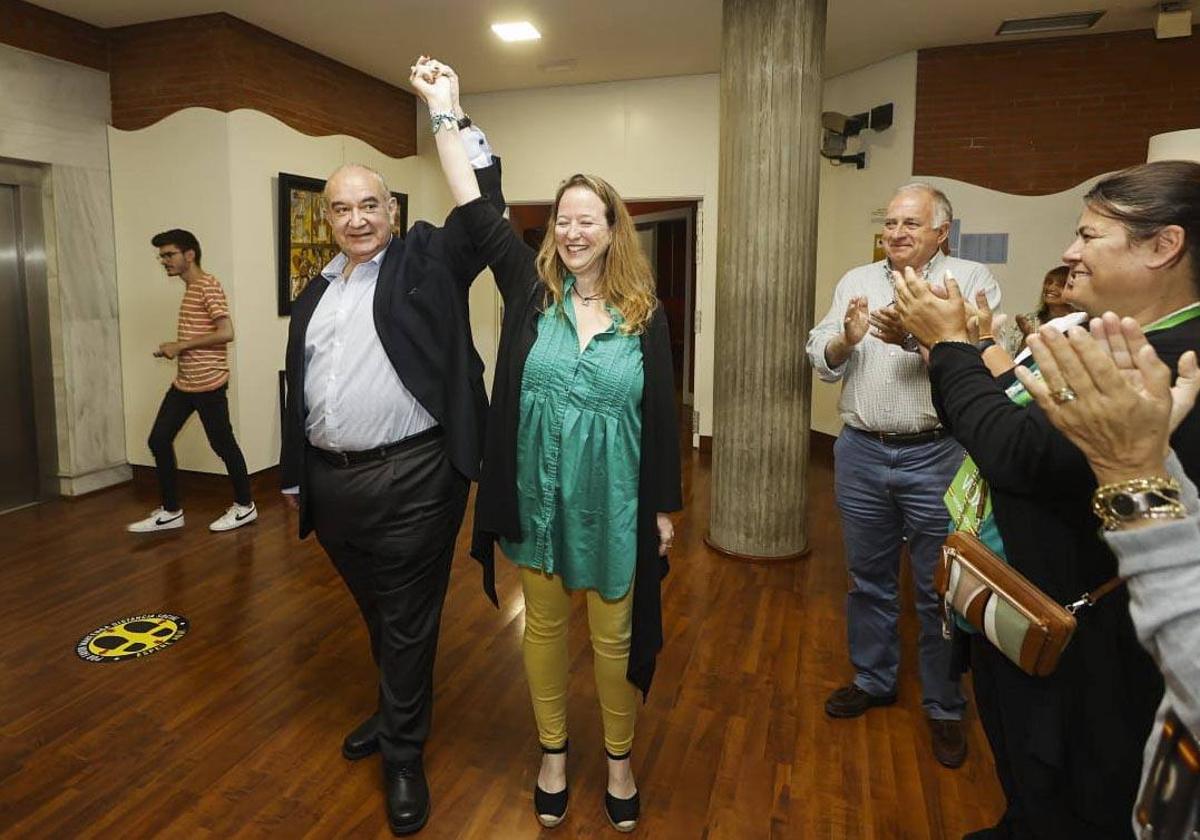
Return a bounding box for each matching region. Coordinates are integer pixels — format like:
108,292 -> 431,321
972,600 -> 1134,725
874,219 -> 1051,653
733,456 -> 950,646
520,568 -> 638,755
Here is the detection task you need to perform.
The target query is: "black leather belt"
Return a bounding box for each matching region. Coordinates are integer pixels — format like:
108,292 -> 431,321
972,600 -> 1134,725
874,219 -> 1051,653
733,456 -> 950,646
309,426 -> 443,467
854,427 -> 946,446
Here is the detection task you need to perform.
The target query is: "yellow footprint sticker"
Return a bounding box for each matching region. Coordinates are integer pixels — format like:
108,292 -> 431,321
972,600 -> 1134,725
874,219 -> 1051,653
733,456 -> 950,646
76,614 -> 189,662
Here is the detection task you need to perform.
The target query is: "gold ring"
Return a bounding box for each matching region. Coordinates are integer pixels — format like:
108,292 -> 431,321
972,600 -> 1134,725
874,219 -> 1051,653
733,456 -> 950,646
1050,387 -> 1077,404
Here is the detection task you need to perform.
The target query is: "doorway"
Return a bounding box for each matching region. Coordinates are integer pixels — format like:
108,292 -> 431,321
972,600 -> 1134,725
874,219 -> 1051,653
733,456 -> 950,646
0,160 -> 57,513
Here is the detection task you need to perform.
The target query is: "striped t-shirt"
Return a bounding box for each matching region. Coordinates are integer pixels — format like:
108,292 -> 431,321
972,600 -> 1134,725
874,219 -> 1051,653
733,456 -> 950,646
175,273 -> 230,392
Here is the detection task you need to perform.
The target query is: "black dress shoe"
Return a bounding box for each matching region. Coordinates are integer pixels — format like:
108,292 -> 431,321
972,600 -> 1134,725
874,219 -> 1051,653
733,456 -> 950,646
824,684 -> 897,719
929,718 -> 968,768
383,761 -> 430,836
342,713 -> 380,761
533,741 -> 568,828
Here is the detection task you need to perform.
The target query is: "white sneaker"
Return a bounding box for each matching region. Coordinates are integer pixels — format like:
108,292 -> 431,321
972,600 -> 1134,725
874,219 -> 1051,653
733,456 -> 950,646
127,508 -> 185,533
209,502 -> 257,532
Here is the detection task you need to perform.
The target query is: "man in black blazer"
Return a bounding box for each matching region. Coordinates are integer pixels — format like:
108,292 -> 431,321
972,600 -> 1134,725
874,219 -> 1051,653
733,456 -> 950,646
280,105 -> 502,834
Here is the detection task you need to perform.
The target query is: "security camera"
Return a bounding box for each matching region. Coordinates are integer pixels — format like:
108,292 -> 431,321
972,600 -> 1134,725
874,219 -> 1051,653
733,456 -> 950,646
821,129 -> 847,158
822,111 -> 861,136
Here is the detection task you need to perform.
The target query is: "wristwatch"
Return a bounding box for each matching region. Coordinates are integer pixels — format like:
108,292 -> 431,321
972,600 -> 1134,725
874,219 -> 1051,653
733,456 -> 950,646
1092,477 -> 1185,530
456,113 -> 472,130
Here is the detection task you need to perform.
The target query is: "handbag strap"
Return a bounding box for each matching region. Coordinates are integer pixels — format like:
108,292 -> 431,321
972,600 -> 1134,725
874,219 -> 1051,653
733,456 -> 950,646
1066,575 -> 1125,614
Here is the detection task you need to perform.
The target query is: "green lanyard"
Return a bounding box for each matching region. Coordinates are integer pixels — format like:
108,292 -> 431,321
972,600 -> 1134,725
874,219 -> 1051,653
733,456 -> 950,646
1144,301 -> 1200,332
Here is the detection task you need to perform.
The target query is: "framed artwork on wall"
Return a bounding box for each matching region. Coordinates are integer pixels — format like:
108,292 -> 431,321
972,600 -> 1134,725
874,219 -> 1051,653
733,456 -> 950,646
276,172 -> 409,316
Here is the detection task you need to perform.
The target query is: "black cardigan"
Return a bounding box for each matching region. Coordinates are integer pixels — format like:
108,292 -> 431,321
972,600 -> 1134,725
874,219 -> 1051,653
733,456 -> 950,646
927,316 -> 1200,819
459,198 -> 684,697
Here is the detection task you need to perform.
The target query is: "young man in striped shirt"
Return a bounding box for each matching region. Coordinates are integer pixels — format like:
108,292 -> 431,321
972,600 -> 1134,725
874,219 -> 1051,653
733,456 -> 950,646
127,229 -> 256,533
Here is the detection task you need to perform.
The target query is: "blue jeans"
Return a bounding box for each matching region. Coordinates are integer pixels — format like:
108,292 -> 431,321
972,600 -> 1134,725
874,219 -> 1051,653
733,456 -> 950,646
833,427 -> 966,720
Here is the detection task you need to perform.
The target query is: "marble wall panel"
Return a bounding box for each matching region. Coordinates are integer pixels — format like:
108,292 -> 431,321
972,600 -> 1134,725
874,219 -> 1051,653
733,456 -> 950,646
0,44 -> 110,171
0,42 -> 127,493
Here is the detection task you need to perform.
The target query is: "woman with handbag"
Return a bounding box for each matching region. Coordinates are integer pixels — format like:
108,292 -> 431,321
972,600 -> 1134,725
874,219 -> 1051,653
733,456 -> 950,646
410,59 -> 683,833
893,160 -> 1200,839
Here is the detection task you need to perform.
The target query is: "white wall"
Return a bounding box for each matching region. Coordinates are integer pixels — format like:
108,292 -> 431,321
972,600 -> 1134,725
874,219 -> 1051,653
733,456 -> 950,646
0,43 -> 127,494
110,108 -> 448,474
461,75 -> 720,438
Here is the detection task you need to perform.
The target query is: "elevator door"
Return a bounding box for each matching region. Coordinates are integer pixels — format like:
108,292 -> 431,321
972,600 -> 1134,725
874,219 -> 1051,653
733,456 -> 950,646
0,184 -> 40,512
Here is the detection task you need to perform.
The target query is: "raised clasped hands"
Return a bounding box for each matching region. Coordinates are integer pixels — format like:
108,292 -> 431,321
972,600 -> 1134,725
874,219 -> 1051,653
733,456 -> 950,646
892,266 -> 971,348
1013,313 -> 1200,484
408,55 -> 457,112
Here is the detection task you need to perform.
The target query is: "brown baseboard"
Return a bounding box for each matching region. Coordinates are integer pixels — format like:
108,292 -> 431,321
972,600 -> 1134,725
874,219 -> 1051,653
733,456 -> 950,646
703,533 -> 809,563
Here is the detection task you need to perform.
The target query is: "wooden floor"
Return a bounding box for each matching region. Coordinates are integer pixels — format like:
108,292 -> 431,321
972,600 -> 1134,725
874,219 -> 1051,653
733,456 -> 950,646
0,439 -> 1003,839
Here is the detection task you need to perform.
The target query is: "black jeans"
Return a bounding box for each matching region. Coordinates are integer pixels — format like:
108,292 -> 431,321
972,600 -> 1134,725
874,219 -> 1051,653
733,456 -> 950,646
307,431 -> 469,765
147,384 -> 252,510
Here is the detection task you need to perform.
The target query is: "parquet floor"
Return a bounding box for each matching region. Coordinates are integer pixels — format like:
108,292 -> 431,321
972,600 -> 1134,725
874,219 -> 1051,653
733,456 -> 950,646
0,438 -> 1003,838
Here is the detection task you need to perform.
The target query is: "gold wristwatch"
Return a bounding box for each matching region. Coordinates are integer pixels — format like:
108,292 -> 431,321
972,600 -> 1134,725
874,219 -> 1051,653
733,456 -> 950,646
1092,476 -> 1185,531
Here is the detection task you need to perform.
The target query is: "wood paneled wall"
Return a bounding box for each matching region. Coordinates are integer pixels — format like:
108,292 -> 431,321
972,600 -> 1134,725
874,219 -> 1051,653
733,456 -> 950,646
0,2 -> 417,159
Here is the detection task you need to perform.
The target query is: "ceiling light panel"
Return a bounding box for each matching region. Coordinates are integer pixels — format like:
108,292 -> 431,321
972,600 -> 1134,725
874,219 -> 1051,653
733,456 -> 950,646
491,21 -> 542,42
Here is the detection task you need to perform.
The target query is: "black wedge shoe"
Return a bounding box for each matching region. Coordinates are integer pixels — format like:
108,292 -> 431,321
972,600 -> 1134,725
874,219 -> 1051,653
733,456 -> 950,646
533,741 -> 569,828
603,749 -> 640,833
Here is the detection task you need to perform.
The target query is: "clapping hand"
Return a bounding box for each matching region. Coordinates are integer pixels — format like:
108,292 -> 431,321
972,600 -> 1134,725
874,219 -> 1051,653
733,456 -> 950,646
869,304 -> 907,345
843,296 -> 870,346
966,289 -> 993,344
892,266 -> 970,347
1014,314 -> 1200,484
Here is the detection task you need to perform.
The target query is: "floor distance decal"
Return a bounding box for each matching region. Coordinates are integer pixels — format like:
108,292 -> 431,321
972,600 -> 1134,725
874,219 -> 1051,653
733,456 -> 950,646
76,613 -> 189,662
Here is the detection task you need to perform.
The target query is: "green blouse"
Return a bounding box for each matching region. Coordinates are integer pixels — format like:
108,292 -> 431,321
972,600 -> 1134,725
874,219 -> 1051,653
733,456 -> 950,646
499,275 -> 644,599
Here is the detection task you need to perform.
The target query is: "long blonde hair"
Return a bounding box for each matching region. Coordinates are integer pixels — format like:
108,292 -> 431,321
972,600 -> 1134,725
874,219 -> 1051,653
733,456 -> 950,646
534,174 -> 657,335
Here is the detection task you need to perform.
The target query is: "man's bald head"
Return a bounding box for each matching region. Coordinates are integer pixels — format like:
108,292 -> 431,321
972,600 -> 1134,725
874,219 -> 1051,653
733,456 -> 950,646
323,163 -> 391,205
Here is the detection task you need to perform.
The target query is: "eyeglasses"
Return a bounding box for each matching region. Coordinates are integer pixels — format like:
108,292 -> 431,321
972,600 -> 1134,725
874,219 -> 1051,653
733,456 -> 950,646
157,251 -> 183,261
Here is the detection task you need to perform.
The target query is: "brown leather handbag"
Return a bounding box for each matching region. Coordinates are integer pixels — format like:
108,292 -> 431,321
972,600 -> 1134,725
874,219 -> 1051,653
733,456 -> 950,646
934,530 -> 1121,677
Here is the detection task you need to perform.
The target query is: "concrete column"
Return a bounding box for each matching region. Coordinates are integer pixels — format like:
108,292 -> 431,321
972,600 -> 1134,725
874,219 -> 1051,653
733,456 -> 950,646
708,0 -> 826,558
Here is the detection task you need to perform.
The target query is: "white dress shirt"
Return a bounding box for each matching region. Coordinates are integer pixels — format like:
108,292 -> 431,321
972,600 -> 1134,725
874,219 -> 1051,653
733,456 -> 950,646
303,247 -> 437,452
300,126 -> 495,454
806,253 -> 1002,434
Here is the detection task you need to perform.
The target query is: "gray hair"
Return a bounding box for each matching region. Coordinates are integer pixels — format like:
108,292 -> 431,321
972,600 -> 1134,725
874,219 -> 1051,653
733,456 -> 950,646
322,163 -> 391,205
893,182 -> 953,228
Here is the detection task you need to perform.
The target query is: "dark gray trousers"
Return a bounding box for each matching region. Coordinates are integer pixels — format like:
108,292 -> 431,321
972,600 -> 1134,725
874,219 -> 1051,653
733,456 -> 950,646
307,431 -> 469,765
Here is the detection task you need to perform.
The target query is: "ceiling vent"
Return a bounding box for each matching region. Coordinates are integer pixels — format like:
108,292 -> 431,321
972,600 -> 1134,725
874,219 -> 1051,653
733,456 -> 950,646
996,10 -> 1106,36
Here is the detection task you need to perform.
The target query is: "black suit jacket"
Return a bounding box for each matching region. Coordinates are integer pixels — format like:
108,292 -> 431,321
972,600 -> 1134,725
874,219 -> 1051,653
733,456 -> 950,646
281,162 -> 505,538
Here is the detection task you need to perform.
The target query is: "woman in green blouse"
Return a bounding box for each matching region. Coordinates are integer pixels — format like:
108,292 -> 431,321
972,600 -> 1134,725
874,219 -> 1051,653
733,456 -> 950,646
412,59 -> 683,832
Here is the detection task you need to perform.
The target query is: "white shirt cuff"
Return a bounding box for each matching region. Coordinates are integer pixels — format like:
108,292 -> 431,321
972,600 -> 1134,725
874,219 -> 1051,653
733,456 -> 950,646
461,125 -> 494,169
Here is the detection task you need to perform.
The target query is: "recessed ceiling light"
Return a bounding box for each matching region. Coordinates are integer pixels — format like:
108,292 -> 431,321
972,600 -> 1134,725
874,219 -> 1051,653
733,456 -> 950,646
996,10 -> 1106,36
491,21 -> 542,42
